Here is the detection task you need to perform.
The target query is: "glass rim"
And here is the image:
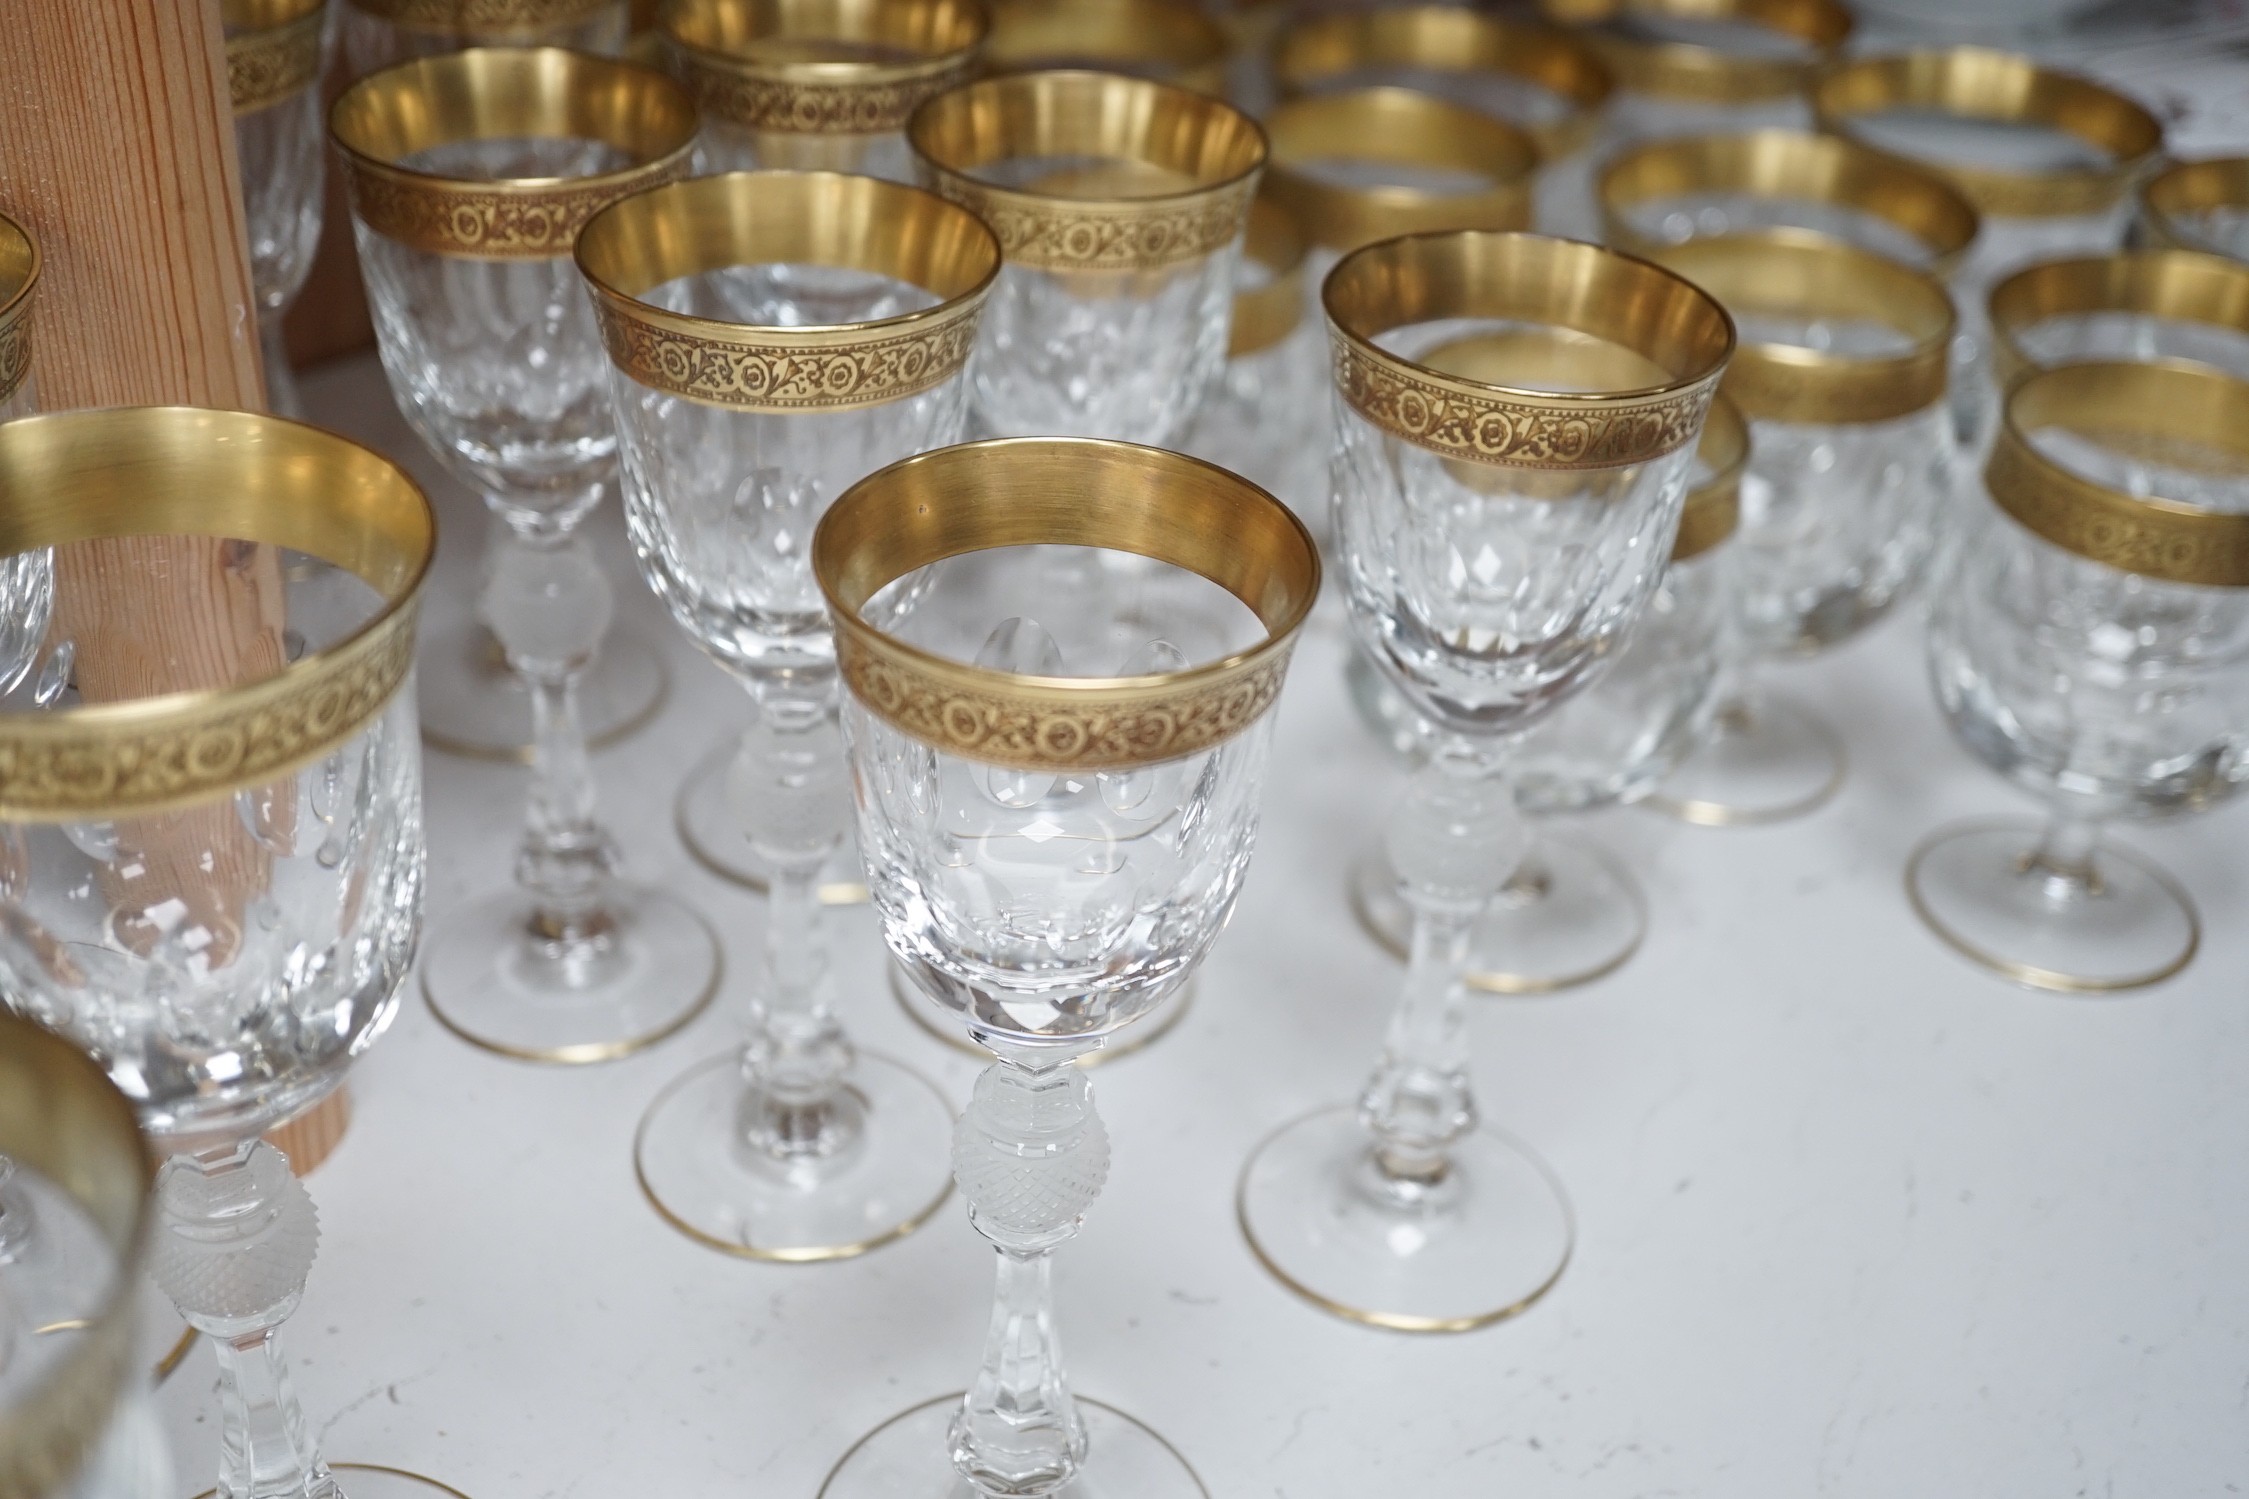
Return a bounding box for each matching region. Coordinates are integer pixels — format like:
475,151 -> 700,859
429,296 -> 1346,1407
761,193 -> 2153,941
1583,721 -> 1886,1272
0,407 -> 436,822
1987,248 -> 2249,391
813,437 -> 1322,772
1229,194 -> 1305,357
1597,128 -> 1980,276
661,0 -> 987,135
2139,155 -> 2249,256
343,0 -> 617,38
575,169 -> 1002,411
1987,359 -> 2249,589
986,0 -> 1229,94
0,211 -> 37,410
1537,0 -> 1852,104
225,0 -> 327,116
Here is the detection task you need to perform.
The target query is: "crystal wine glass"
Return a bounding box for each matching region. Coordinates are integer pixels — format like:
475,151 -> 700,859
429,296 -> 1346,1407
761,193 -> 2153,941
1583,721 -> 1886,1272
1640,229 -> 1956,825
574,167 -> 1000,1258
1985,250 -> 2249,421
0,406 -> 453,1499
2138,155 -> 2249,261
811,438 -> 1319,1497
224,0 -> 330,420
331,46 -> 721,1062
1535,0 -> 1850,147
1910,359 -> 2249,992
337,0 -> 627,79
1239,229 -> 1733,1332
905,68 -> 1265,445
983,0 -> 1229,96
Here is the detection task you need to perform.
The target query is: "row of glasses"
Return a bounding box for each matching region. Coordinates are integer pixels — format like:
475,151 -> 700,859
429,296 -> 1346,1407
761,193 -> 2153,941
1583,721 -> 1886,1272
224,0 -> 330,420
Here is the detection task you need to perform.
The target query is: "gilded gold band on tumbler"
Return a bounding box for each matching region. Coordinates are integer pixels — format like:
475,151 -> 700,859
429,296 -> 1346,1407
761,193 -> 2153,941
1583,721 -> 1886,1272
1229,195 -> 1304,358
1986,249 -> 2249,391
661,0 -> 986,137
330,47 -> 699,260
0,408 -> 436,821
1261,88 -> 1536,255
1985,360 -> 2249,588
1271,8 -> 1613,161
225,0 -> 328,117
814,438 -> 1321,772
986,0 -> 1229,98
1647,230 -> 1953,426
575,169 -> 1000,410
1674,391 -> 1745,561
0,213 -> 38,410
1324,231 -> 1736,471
1598,130 -> 1980,276
907,70 -> 1266,272
1813,49 -> 2163,219
345,0 -> 616,36
2138,156 -> 2249,255
1539,0 -> 1850,104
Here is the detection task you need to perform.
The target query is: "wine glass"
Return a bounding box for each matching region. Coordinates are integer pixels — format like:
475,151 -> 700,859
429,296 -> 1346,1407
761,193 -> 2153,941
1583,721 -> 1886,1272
1348,392 -> 1749,992
1240,229 -> 1733,1331
0,405 -> 454,1499
905,69 -> 1265,445
224,0 -> 330,420
1535,0 -> 1850,147
2138,156 -> 2249,261
1910,359 -> 2249,992
661,0 -> 985,181
811,438 -> 1319,1497
0,211 -> 38,423
983,0 -> 1229,95
337,0 -> 628,78
574,167 -> 1001,1258
1986,250 -> 2249,413
331,46 -> 722,1063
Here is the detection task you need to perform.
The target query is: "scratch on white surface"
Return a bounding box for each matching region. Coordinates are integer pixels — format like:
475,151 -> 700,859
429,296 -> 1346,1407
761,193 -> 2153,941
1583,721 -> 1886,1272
320,1365 -> 438,1440
1271,1404 -> 1323,1459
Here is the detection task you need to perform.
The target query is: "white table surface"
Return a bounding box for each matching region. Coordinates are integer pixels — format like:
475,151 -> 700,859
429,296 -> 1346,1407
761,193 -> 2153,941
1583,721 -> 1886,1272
155,56 -> 2249,1486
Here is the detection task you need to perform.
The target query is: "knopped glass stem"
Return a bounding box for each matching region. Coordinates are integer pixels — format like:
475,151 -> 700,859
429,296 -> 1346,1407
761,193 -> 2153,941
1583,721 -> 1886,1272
948,1053 -> 1111,1498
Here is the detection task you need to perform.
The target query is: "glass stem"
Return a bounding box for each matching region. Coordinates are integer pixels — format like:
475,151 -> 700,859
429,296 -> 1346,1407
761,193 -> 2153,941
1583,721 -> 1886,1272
256,309 -> 303,422
949,1056 -> 1109,1498
2024,811 -> 2105,901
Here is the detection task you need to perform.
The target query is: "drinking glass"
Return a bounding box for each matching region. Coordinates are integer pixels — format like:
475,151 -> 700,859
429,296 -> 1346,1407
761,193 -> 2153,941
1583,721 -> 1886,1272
812,439 -> 1319,1498
332,47 -> 722,1062
1910,359 -> 2249,992
575,169 -> 1000,1258
1349,393 -> 1748,993
1812,48 -> 2165,448
225,0 -> 330,421
1642,230 -> 1955,824
1240,230 -> 1733,1331
337,0 -> 627,78
1269,6 -> 1614,237
1986,251 -> 2249,425
1536,0 -> 1850,147
906,69 -> 1265,444
0,213 -> 36,423
985,0 -> 1228,96
662,0 -> 985,182
2138,156 -> 2249,261
0,406 -> 454,1499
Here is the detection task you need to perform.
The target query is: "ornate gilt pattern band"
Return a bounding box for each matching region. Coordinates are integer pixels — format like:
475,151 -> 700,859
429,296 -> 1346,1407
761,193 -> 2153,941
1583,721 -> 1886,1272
347,0 -> 614,31
678,57 -> 978,136
344,155 -> 694,258
0,213 -> 33,411
922,171 -> 1257,271
227,3 -> 326,116
591,303 -> 982,410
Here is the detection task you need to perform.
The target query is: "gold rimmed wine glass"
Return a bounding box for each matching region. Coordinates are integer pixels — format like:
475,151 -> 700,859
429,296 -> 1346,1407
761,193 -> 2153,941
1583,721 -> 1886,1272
1538,0 -> 1850,146
1986,249 -> 2249,406
985,0 -> 1228,95
2138,155 -> 2249,262
225,0 -> 330,420
338,0 -> 629,78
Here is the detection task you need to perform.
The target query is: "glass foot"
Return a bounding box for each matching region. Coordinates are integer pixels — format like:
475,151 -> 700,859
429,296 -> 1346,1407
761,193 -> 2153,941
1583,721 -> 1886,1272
195,1463 -> 472,1499
1349,836 -> 1645,995
675,736 -> 870,902
1238,1105 -> 1573,1333
634,1048 -> 955,1262
1644,693 -> 1845,826
1906,820 -> 2201,993
421,887 -> 721,1063
418,615 -> 668,762
887,964 -> 1196,1067
818,1393 -> 1207,1499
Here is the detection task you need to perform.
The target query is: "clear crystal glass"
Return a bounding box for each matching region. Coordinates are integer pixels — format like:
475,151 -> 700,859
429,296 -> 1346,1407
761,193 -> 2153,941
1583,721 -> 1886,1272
1179,314 -> 1326,536
228,1 -> 327,420
335,0 -> 626,78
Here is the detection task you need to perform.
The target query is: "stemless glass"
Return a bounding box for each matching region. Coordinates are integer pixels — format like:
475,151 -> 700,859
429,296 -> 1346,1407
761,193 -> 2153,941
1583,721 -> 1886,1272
1643,230 -> 1955,825
985,0 -> 1228,95
1349,393 -> 1748,993
337,0 -> 627,78
1986,251 -> 2249,415
661,0 -> 985,181
574,169 -> 1000,1259
1910,360 -> 2249,992
906,69 -> 1265,444
331,47 -> 723,1062
1812,49 -> 2165,448
1536,0 -> 1850,147
811,437 -> 1318,1499
1240,231 -> 1733,1332
0,407 -> 452,1499
225,0 -> 330,420
2138,156 -> 2249,261
0,213 -> 36,423
1269,7 -> 1614,237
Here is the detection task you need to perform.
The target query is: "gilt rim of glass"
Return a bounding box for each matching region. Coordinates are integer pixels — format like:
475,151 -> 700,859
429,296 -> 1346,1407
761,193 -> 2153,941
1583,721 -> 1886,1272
1538,0 -> 1852,105
1987,247 -> 2249,391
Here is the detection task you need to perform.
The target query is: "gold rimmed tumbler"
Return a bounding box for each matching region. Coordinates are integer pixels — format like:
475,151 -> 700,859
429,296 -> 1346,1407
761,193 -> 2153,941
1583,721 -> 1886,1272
813,438 -> 1317,1498
2139,156 -> 2249,262
575,169 -> 1001,1259
226,0 -> 330,419
984,0 -> 1227,95
1987,249 -> 2249,405
1910,360 -> 2249,992
1539,0 -> 1850,145
332,48 -> 722,1063
1240,231 -> 1733,1332
906,69 -> 1265,443
338,0 -> 628,78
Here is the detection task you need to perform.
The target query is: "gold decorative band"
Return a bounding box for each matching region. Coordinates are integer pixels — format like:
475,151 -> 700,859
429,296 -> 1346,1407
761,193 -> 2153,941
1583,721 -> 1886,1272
0,214 -> 37,411
908,70 -> 1266,272
346,0 -> 616,35
576,170 -> 999,411
1599,129 -> 1980,277
1538,0 -> 1851,104
1648,229 -> 1953,426
330,48 -> 698,261
1814,49 -> 2163,220
225,0 -> 327,117
2138,155 -> 2249,257
987,0 -> 1229,98
1229,195 -> 1303,358
1324,231 -> 1734,471
1985,360 -> 2249,588
1273,8 -> 1613,162
0,408 -> 435,820
1674,391 -> 1745,561
1987,249 -> 2249,391
1261,87 -> 1537,255
815,438 -> 1320,771
0,1015 -> 150,1499
663,0 -> 986,137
